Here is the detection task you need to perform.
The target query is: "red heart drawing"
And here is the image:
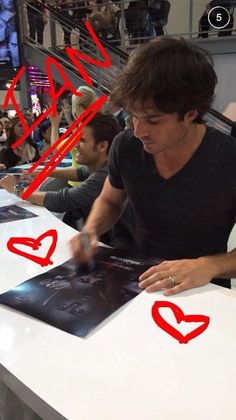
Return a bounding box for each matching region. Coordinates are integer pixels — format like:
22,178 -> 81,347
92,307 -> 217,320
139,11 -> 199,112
7,229 -> 58,267
152,301 -> 210,344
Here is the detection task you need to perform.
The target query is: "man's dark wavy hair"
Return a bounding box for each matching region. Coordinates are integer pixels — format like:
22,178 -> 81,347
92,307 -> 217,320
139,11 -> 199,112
110,37 -> 217,122
87,112 -> 121,153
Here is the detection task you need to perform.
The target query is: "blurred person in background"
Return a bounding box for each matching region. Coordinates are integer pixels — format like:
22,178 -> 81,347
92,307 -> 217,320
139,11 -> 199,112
0,113 -> 10,135
0,116 -> 40,168
21,108 -> 34,127
37,119 -> 51,156
88,0 -> 120,44
125,0 -> 149,44
21,107 -> 41,143
55,0 -> 74,46
0,120 -> 7,145
73,0 -> 91,27
147,0 -> 170,37
27,0 -> 49,45
50,85 -> 97,187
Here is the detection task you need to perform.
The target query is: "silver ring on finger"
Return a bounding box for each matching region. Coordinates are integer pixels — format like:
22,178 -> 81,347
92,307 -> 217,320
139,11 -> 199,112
168,275 -> 176,288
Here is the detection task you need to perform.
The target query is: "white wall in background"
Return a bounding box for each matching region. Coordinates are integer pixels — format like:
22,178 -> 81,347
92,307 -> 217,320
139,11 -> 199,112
166,0 -> 206,36
212,54 -> 236,118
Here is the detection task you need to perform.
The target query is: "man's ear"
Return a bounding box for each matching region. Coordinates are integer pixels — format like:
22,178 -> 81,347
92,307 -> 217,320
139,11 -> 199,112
185,109 -> 198,122
97,140 -> 109,153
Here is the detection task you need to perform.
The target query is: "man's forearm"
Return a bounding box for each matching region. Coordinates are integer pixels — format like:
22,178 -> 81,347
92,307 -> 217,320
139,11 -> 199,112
19,189 -> 46,207
49,167 -> 78,181
85,195 -> 124,238
201,248 -> 236,279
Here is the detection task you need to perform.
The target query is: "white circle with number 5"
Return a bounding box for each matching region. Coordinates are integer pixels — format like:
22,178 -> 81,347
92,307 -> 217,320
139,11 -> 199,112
207,6 -> 230,30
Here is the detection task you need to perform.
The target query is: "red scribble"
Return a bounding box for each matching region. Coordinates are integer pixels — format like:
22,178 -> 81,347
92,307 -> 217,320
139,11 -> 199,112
4,20 -> 111,150
45,57 -> 83,117
7,229 -> 58,267
151,301 -> 210,344
3,21 -> 111,197
65,20 -> 111,79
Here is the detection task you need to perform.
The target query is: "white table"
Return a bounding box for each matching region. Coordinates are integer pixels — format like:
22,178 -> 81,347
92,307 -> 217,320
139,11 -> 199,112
0,189 -> 236,420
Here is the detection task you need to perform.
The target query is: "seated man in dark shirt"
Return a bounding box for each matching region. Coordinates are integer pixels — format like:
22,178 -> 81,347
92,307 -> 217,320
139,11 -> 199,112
70,37 -> 236,295
0,112 -> 120,235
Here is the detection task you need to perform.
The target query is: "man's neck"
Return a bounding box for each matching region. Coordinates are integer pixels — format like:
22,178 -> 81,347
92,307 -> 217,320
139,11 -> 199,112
154,123 -> 206,179
88,156 -> 107,172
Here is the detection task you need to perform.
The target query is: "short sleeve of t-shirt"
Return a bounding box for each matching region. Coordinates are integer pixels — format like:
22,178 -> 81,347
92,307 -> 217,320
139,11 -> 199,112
108,132 -> 125,190
76,165 -> 90,181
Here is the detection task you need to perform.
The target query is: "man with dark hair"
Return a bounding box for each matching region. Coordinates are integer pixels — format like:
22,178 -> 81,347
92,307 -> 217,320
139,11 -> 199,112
0,112 -> 121,233
71,37 -> 236,295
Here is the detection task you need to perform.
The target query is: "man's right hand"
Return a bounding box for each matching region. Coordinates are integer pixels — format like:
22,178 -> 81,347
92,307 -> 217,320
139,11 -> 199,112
19,169 -> 39,182
70,229 -> 98,262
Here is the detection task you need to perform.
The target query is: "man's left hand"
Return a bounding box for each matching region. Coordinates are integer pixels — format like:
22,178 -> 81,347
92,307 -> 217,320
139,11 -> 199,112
0,175 -> 17,194
139,257 -> 216,295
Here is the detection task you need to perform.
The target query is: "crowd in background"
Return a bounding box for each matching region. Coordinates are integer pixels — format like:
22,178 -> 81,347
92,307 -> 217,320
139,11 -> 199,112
26,0 -> 172,47
0,91 -> 127,169
0,108 -> 52,164
26,0 -> 236,49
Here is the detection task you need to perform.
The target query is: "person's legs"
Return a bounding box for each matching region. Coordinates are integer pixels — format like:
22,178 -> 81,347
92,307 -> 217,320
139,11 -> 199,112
198,14 -> 209,38
61,10 -> 72,46
63,26 -> 71,46
27,11 -> 37,41
36,15 -> 44,45
218,13 -> 234,37
153,23 -> 164,36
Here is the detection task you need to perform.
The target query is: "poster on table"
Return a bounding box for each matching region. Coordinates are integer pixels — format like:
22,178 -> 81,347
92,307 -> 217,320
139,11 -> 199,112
0,204 -> 37,223
0,247 -> 161,337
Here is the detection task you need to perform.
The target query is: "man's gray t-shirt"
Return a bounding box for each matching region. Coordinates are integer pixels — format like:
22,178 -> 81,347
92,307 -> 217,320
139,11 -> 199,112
44,163 -> 108,220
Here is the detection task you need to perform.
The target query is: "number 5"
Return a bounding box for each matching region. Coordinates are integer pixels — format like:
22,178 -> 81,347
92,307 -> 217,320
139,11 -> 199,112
216,13 -> 222,21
